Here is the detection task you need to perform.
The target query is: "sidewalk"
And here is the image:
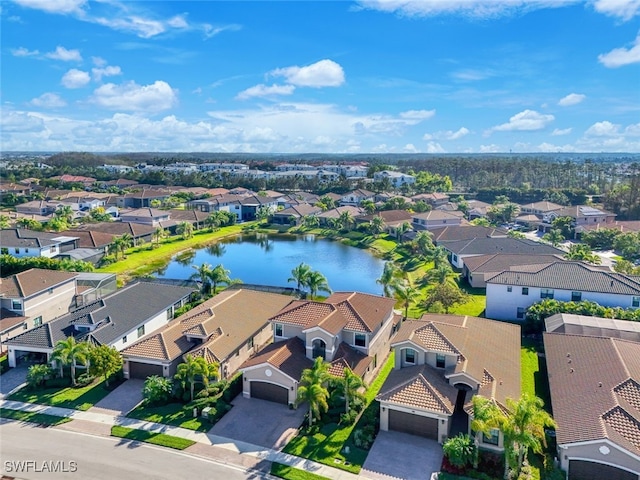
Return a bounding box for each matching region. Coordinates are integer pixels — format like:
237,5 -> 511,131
0,399 -> 361,480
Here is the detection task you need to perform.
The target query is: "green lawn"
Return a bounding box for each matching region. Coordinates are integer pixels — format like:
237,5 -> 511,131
270,462 -> 330,480
126,402 -> 210,432
282,352 -> 395,474
521,338 -> 551,412
8,378 -> 115,411
0,407 -> 72,426
110,426 -> 195,450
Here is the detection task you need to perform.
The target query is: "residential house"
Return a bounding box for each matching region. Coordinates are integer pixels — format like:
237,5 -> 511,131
466,200 -> 492,220
4,281 -> 193,368
0,182 -> 32,197
117,189 -> 173,209
412,210 -> 465,231
15,200 -> 60,217
73,222 -> 156,245
317,206 -> 365,226
356,210 -> 414,237
545,313 -> 640,341
579,221 -> 640,235
539,205 -> 617,235
0,229 -> 79,258
518,201 -> 564,216
118,208 -> 171,227
544,331 -> 640,480
412,192 -> 450,207
373,171 -> 416,188
121,289 -> 294,380
377,314 -> 520,445
485,261 -> 640,321
462,253 -> 566,288
441,237 -> 563,269
241,292 -> 396,405
271,204 -> 323,226
50,174 -> 96,187
340,189 -> 375,207
240,195 -> 279,221
429,225 -> 508,244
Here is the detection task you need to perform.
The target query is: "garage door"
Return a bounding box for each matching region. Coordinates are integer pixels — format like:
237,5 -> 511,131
569,461 -> 638,480
388,409 -> 439,440
129,362 -> 163,379
250,381 -> 289,404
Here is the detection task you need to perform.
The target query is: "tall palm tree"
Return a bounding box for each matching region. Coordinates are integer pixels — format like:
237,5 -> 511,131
153,227 -> 167,247
51,337 -> 91,386
369,215 -> 385,237
191,263 -> 213,294
301,215 -> 320,230
377,261 -> 399,297
360,199 -> 376,215
210,264 -> 231,294
55,205 -> 74,223
338,210 -> 354,231
306,270 -> 331,299
342,367 -> 365,414
393,281 -> 420,319
174,354 -> 218,401
427,263 -> 454,285
119,233 -> 134,257
395,221 -> 411,242
414,231 -> 435,257
288,262 -> 311,291
542,229 -> 564,247
428,246 -> 450,269
297,357 -> 330,428
470,395 -> 506,469
177,221 -> 194,239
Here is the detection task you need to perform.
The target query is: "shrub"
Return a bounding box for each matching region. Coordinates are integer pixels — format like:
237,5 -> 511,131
143,375 -> 173,406
443,434 -> 475,469
340,410 -> 358,426
353,425 -> 376,449
26,364 -> 54,389
75,372 -> 96,387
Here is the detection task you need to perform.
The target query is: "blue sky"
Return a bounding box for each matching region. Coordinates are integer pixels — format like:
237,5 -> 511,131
1,0 -> 639,154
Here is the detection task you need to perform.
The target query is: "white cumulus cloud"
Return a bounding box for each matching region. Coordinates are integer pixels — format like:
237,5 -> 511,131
12,0 -> 86,14
12,47 -> 39,57
29,92 -> 67,108
46,46 -> 82,62
491,109 -> 554,132
592,0 -> 640,21
598,33 -> 640,67
403,143 -> 418,153
61,69 -> 91,88
558,93 -> 586,106
425,141 -> 445,153
551,127 -> 572,136
270,59 -> 345,87
399,109 -> 436,120
236,84 -> 296,100
585,120 -> 620,136
424,127 -> 470,140
92,65 -> 122,82
90,80 -> 177,112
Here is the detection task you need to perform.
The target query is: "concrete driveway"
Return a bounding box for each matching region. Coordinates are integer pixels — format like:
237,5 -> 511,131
90,379 -> 144,416
209,395 -> 305,450
361,430 -> 443,480
0,365 -> 29,399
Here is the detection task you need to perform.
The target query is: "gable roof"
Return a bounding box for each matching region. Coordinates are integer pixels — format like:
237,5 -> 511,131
462,253 -> 566,274
0,268 -> 78,298
122,289 -> 294,363
545,314 -> 640,342
487,261 -> 640,295
544,332 -> 640,454
74,221 -> 156,237
5,282 -> 194,350
270,292 -> 396,334
241,336 -> 313,379
519,201 -> 564,212
0,228 -> 78,248
391,315 -> 521,409
442,237 -> 563,256
429,225 -> 508,243
412,210 -> 465,221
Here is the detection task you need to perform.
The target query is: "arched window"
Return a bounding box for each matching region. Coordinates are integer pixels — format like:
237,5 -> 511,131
312,339 -> 326,360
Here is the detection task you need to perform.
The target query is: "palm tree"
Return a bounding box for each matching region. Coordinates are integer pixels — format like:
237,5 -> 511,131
470,395 -> 506,469
503,394 -> 556,478
306,270 -> 331,300
426,263 -> 454,285
342,367 -> 365,414
565,244 -> 602,265
191,263 -> 214,294
302,214 -> 320,230
542,228 -> 564,247
338,210 -> 354,232
0,214 -> 11,229
119,233 -> 134,257
51,337 -> 91,386
427,246 -> 449,268
369,215 -> 385,237
395,221 -> 411,242
174,354 -> 216,401
393,281 -> 420,319
55,205 -> 74,223
297,357 -> 330,428
414,231 -> 435,257
210,264 -> 231,293
153,227 -> 167,247
377,261 -> 399,297
288,262 -> 311,291
177,221 -> 194,239
360,199 -> 376,215
205,212 -> 222,231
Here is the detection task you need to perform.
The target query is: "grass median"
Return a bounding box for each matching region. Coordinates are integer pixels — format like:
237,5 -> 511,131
0,407 -> 71,426
270,463 -> 330,480
110,425 -> 196,450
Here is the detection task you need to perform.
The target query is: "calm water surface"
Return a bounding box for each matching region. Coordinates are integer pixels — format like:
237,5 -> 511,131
155,233 -> 386,295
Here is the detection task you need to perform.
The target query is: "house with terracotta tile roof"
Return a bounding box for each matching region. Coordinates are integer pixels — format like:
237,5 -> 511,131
121,289 -> 294,381
411,210 -> 466,231
241,292 -> 396,405
486,261 -> 640,321
377,314 -> 520,445
544,331 -> 640,480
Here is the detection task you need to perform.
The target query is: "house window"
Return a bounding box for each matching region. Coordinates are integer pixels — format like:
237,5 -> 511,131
517,307 -> 526,319
404,348 -> 416,364
571,291 -> 582,302
25,248 -> 29,253
436,353 -> 446,368
507,286 -> 513,293
354,333 -> 366,347
11,300 -> 21,310
274,323 -> 283,337
137,325 -> 145,338
14,248 -> 20,254
633,296 -> 640,308
483,429 -> 500,446
33,316 -> 42,327
540,289 -> 554,299
522,287 -> 529,295
452,254 -> 458,263
247,337 -> 254,350
122,335 -> 127,344
48,288 -> 54,294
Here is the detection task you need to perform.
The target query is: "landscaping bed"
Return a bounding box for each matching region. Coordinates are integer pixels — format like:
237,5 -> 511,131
110,425 -> 195,450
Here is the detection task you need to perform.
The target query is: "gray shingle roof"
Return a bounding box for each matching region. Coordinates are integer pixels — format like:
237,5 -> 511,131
442,237 -> 563,256
487,261 -> 640,295
5,282 -> 194,349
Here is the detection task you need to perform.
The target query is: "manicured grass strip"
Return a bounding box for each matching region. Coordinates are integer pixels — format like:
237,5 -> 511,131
127,402 -> 209,432
8,379 -> 113,411
521,341 -> 539,398
270,462 -> 330,480
0,407 -> 71,426
110,425 -> 195,450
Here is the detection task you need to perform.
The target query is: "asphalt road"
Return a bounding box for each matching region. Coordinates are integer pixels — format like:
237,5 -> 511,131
0,421 -> 270,480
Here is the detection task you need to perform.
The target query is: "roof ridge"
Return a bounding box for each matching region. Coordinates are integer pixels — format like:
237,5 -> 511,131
611,338 -> 632,379
416,374 -> 454,414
